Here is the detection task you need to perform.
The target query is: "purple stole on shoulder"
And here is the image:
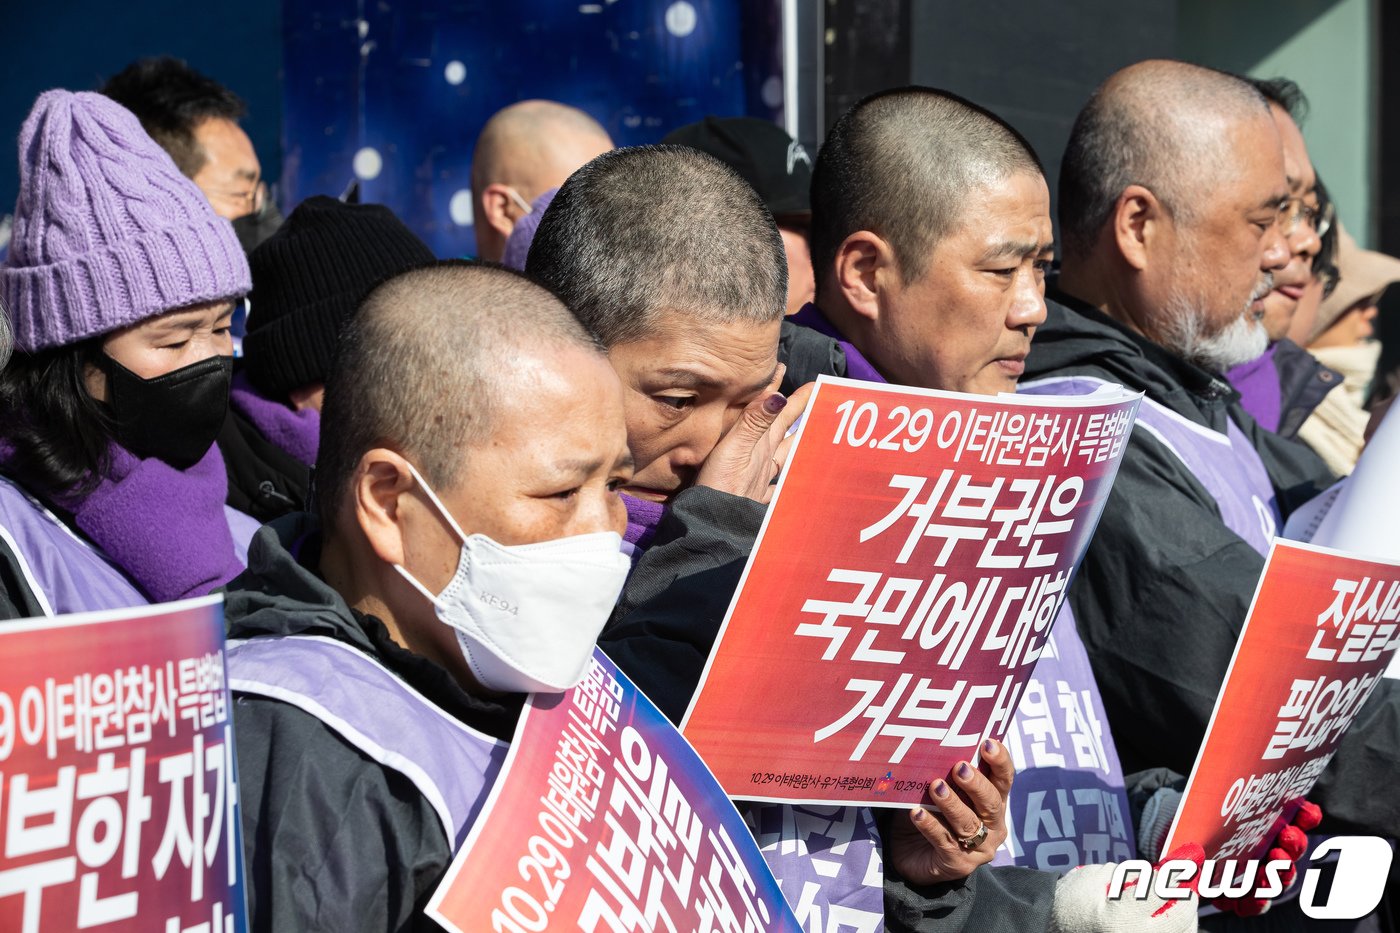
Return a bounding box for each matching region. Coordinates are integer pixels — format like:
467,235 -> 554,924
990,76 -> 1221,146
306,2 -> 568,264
227,635 -> 508,847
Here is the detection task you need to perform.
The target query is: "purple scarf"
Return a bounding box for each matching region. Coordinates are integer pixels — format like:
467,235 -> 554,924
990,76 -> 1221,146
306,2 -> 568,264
789,303 -> 887,382
53,442 -> 246,603
229,372 -> 321,466
621,492 -> 666,561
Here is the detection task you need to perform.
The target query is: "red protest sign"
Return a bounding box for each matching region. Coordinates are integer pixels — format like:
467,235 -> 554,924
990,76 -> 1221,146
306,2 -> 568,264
0,596 -> 246,933
427,649 -> 801,933
1165,540 -> 1400,860
680,375 -> 1140,808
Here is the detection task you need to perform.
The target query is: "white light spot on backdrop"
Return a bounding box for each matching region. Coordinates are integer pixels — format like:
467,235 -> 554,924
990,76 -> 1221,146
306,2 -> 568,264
353,147 -> 383,181
444,60 -> 466,85
356,19 -> 369,39
762,75 -> 783,109
665,1 -> 697,37
450,190 -> 474,226
579,3 -> 603,12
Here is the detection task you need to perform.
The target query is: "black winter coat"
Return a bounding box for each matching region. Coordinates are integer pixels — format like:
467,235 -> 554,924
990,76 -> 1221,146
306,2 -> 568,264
1024,294 -> 1400,839
218,408 -> 311,523
226,514 -> 522,932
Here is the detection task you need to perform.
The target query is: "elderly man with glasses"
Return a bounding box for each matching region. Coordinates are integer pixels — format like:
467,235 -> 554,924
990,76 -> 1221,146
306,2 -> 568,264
1021,60 -> 1400,871
1223,77 -> 1344,439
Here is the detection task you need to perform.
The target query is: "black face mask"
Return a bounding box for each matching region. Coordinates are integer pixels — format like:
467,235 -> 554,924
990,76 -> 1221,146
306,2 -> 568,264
101,354 -> 232,469
231,202 -> 285,253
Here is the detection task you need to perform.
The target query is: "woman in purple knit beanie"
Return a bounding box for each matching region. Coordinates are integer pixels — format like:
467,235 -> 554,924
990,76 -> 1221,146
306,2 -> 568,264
0,89 -> 255,614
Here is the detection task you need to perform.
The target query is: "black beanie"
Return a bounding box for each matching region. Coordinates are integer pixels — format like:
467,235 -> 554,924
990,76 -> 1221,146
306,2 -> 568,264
242,196 -> 435,398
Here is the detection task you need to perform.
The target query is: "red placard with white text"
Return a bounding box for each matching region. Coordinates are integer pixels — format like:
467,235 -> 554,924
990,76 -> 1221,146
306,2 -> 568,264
1165,540 -> 1400,860
427,649 -> 801,933
680,375 -> 1141,807
0,596 -> 246,933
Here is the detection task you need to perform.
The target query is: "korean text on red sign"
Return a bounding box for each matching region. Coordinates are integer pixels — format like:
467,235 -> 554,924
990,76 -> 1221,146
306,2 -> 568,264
681,375 -> 1141,807
0,595 -> 246,933
427,649 -> 802,933
1166,540 -> 1400,862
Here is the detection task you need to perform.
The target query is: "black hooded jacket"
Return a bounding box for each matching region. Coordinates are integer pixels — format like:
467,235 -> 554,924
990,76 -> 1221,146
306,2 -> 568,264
1023,293 -> 1400,838
226,514 -> 522,932
217,407 -> 311,523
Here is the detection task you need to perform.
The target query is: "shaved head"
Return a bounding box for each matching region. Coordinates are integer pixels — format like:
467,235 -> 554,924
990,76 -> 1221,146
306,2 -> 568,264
316,261 -> 605,519
526,145 -> 787,346
1059,60 -> 1272,259
471,100 -> 611,188
471,101 -> 613,260
810,86 -> 1042,293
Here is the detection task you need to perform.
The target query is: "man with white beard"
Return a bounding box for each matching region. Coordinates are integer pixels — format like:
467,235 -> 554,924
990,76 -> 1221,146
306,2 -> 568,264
1021,61 -> 1400,846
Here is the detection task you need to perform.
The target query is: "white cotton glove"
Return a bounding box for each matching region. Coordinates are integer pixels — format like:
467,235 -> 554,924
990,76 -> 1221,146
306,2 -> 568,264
1048,843 -> 1203,933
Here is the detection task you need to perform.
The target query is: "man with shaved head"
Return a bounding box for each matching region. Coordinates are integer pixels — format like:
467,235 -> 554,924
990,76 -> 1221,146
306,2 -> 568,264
795,86 -> 1052,394
470,99 -> 613,261
528,142 -> 1060,931
1022,60 -> 1400,844
225,261 -> 636,931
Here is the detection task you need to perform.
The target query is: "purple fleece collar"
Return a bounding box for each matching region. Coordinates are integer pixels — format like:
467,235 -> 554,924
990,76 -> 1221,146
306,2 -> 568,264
50,441 -> 246,602
229,371 -> 321,466
1224,343 -> 1282,434
622,492 -> 666,558
790,303 -> 887,383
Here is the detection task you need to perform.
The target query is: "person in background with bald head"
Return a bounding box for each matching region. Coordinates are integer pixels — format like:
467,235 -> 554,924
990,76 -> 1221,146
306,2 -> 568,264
470,100 -> 613,261
1021,60 -> 1400,855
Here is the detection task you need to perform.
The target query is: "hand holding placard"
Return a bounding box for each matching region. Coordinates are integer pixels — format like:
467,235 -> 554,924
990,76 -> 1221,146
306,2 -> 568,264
1164,541 -> 1400,891
888,738 -> 1014,883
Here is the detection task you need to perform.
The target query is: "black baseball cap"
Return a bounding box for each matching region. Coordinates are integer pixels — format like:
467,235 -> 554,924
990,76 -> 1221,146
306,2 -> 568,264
661,116 -> 812,220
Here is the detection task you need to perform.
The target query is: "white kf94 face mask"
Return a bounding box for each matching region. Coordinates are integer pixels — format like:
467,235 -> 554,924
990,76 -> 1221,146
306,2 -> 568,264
393,463 -> 632,694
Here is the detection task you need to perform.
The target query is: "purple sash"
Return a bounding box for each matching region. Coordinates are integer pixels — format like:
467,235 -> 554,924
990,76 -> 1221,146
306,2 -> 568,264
0,475 -> 146,614
993,621 -> 1135,870
744,802 -> 886,931
227,635 -> 508,847
1019,375 -> 1277,555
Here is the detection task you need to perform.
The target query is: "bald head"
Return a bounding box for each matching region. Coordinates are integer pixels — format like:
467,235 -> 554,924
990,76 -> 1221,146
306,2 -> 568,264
316,260 -> 605,519
471,101 -> 613,261
1059,60 -> 1273,260
810,86 -> 1043,293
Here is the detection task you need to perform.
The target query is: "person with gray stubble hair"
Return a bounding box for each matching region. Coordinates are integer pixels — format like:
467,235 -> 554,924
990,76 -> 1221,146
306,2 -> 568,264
527,144 -> 799,524
1054,59 -> 1287,373
1021,60 -> 1400,905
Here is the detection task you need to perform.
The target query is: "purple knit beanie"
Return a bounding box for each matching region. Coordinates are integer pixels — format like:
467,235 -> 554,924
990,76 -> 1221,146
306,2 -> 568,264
500,187 -> 559,271
0,90 -> 251,352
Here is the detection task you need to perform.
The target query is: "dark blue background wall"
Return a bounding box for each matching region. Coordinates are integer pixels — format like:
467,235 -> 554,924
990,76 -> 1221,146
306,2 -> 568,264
2,1 -> 781,260
282,0 -> 782,257
1,0 -> 284,224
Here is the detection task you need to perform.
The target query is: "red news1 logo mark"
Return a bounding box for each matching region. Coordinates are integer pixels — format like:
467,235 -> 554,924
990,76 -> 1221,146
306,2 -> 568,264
1106,837 -> 1393,921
